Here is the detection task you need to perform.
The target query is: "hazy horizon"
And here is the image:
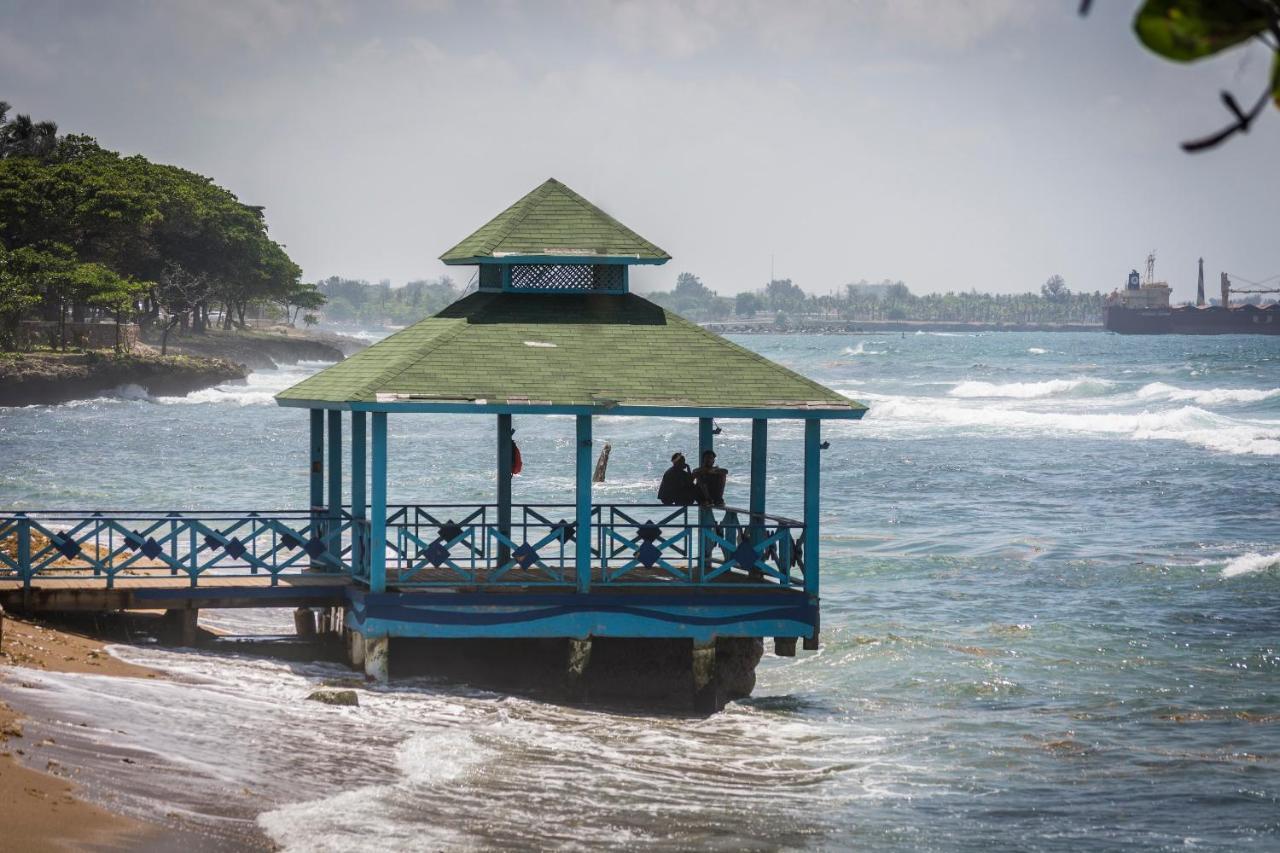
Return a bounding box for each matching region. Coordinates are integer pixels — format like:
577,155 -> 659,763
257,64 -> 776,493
3,0 -> 1277,302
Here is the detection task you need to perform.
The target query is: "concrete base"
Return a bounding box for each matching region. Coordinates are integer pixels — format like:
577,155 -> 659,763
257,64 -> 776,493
378,635 -> 765,713
773,637 -> 797,657
162,608 -> 199,646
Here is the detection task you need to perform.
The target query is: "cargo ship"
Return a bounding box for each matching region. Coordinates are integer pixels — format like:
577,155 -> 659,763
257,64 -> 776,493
1104,254 -> 1280,335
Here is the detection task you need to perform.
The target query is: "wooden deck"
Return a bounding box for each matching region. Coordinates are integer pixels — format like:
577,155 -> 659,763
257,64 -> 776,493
0,563 -> 785,614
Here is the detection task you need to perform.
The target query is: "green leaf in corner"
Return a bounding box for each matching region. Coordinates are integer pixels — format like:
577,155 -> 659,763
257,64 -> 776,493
1134,0 -> 1270,62
1273,51 -> 1280,110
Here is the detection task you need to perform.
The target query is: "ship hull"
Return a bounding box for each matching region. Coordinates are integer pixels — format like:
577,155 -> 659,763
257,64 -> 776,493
1105,305 -> 1280,335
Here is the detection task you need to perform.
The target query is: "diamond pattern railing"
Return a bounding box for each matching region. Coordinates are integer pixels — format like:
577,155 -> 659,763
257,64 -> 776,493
1,504 -> 805,592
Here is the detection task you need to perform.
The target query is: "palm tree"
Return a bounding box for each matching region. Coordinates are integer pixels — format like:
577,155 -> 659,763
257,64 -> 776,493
0,108 -> 59,159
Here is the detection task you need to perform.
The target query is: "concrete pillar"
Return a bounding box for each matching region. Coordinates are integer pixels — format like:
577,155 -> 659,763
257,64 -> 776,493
344,613 -> 365,669
692,638 -> 719,713
364,635 -> 389,683
164,608 -> 199,647
773,637 -> 797,657
294,606 -> 317,638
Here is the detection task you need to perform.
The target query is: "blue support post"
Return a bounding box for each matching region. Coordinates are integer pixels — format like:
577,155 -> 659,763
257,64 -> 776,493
17,513 -> 30,592
750,418 -> 768,545
497,413 -> 513,565
803,419 -> 821,599
309,409 -> 325,555
327,409 -> 342,569
371,412 -> 388,594
351,411 -> 367,575
697,417 -> 714,581
575,415 -> 592,594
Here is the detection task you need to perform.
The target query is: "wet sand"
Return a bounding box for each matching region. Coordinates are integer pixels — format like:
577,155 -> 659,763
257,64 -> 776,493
0,613 -> 169,851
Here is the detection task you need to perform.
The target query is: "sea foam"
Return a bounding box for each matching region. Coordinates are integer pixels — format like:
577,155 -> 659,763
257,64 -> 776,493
1221,551 -> 1280,578
948,378 -> 1115,399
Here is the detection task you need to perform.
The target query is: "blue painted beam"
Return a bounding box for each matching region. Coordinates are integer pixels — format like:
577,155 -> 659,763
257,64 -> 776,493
750,418 -> 767,545
280,399 -> 867,421
345,588 -> 816,642
442,255 -> 669,267
698,417 -> 714,580
370,412 -> 388,594
575,415 -> 592,594
804,419 -> 820,600
327,409 -> 342,562
497,413 -> 513,564
351,411 -> 366,570
309,410 -> 324,512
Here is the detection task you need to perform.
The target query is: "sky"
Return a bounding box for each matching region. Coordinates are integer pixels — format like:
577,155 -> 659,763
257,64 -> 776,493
2,0 -> 1277,302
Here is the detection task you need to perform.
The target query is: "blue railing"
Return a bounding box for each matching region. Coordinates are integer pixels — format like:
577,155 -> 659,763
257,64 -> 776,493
0,503 -> 805,592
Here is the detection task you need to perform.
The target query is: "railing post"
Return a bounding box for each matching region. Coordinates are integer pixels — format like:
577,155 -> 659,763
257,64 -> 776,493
803,419 -> 821,598
575,415 -> 592,594
17,513 -> 30,592
497,413 -> 513,565
327,409 -> 342,570
750,418 -> 768,546
697,417 -> 714,582
351,410 -> 366,575
371,412 -> 388,594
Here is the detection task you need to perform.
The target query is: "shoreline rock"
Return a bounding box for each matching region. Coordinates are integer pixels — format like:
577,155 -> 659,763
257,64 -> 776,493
0,351 -> 247,407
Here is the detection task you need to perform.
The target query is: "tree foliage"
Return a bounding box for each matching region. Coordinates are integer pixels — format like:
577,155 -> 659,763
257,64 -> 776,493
0,101 -> 308,350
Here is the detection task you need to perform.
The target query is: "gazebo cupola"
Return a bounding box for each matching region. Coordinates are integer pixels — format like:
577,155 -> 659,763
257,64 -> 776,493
440,178 -> 670,294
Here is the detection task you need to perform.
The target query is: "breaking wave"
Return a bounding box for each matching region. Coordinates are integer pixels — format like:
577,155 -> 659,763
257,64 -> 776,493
1136,382 -> 1280,406
864,396 -> 1280,456
842,341 -> 885,356
1221,551 -> 1280,578
948,378 -> 1115,399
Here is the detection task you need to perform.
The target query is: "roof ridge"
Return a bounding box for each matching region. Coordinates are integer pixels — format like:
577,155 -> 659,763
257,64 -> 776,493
554,182 -> 665,256
475,179 -> 555,258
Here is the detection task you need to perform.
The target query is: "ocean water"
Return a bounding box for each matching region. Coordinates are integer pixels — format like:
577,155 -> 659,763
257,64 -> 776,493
1,331 -> 1278,851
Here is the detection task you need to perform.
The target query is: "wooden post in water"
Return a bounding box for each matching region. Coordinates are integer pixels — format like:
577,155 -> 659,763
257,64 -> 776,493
592,443 -> 611,483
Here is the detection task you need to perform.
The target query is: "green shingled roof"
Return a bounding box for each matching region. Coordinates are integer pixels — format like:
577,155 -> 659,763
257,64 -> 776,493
440,179 -> 671,265
277,292 -> 864,415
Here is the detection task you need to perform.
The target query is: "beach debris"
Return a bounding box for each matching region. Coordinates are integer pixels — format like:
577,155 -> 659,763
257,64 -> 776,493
306,689 -> 359,707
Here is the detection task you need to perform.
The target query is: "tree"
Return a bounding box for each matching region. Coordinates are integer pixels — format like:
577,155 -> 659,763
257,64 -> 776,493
0,244 -> 40,349
674,272 -> 710,299
0,103 -> 59,160
735,291 -> 761,317
1041,274 -> 1070,303
279,281 -> 326,326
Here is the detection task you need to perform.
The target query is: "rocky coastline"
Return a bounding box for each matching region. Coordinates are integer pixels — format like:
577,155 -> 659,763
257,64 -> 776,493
0,327 -> 366,407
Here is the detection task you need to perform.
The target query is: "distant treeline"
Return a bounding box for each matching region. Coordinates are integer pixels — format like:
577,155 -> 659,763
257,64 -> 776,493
645,273 -> 1105,325
316,276 -> 461,325
0,100 -> 319,352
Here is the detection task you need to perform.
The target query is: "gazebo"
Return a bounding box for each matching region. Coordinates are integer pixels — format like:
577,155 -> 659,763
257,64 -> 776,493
275,178 -> 866,707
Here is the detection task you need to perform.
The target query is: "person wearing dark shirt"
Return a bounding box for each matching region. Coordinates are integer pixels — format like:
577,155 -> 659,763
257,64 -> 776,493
657,453 -> 696,505
693,450 -> 727,507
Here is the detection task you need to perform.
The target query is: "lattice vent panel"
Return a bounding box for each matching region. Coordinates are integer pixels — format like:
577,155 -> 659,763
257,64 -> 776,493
509,264 -> 625,292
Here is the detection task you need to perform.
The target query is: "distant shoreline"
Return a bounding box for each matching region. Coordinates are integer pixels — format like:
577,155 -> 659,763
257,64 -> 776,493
704,319 -> 1105,335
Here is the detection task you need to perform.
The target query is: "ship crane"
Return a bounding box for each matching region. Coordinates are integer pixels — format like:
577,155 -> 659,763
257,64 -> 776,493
1222,272 -> 1280,307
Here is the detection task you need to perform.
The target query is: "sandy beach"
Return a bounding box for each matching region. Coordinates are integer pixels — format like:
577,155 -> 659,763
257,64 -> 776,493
1,612 -> 172,851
